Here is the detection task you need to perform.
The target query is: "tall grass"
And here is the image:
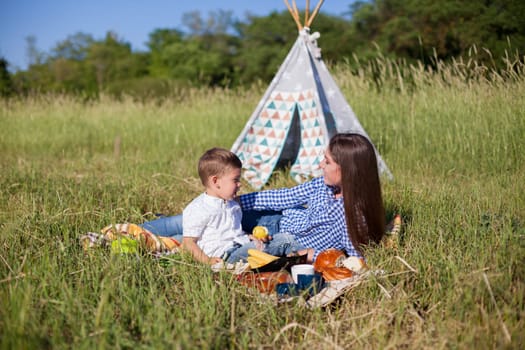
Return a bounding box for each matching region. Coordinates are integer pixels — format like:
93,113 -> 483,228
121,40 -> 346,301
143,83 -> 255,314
1,55 -> 524,349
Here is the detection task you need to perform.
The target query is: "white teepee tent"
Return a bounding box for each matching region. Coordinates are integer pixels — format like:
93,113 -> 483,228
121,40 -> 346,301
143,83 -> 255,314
231,0 -> 392,189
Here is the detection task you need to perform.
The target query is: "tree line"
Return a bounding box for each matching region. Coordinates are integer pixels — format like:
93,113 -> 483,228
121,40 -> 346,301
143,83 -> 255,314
1,0 -> 524,98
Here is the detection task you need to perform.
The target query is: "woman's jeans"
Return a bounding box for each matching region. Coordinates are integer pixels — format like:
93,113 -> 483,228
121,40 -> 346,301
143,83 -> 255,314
140,215 -> 184,241
220,233 -> 304,263
139,210 -> 304,263
140,210 -> 283,238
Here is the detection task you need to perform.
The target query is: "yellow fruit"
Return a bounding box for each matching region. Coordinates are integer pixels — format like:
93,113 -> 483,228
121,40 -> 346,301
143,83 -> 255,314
252,226 -> 269,239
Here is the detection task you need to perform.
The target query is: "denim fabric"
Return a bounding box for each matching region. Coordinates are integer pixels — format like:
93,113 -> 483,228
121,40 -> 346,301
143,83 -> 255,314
140,214 -> 183,241
141,212 -> 303,263
225,233 -> 305,263
142,211 -> 284,238
241,209 -> 283,236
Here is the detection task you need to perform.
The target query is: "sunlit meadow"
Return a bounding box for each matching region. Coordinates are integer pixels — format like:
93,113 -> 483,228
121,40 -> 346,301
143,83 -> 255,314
1,55 -> 524,349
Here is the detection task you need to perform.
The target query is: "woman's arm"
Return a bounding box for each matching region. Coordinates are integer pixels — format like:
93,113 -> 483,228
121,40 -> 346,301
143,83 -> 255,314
240,178 -> 319,211
182,237 -> 222,265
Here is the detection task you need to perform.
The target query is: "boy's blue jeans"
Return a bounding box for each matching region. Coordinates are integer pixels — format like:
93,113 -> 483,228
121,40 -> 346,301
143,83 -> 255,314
140,210 -> 304,263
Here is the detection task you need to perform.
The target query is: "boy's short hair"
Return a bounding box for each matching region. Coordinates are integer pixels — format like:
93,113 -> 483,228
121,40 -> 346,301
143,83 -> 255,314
198,148 -> 242,186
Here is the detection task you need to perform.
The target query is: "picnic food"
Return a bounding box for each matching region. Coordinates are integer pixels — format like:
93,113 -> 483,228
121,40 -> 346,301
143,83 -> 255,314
319,267 -> 353,281
247,249 -> 279,269
252,226 -> 269,239
313,249 -> 346,270
342,256 -> 367,273
314,249 -> 354,281
237,271 -> 292,293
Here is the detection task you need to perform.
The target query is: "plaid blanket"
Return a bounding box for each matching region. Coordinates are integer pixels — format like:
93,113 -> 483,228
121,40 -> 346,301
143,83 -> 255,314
81,223 -> 181,254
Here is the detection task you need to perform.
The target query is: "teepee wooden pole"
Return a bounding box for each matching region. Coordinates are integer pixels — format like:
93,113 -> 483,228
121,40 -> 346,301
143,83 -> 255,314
304,0 -> 310,27
292,0 -> 300,21
284,0 -> 303,31
306,0 -> 324,27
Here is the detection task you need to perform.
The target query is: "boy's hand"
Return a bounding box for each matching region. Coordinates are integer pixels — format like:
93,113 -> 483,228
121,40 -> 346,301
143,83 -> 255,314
208,257 -> 223,265
248,235 -> 270,250
249,234 -> 271,243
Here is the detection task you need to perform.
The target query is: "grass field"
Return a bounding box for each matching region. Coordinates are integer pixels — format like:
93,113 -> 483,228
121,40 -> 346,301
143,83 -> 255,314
1,58 -> 524,349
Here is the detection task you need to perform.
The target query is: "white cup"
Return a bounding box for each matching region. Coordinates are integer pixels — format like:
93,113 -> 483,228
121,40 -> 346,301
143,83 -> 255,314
291,264 -> 315,284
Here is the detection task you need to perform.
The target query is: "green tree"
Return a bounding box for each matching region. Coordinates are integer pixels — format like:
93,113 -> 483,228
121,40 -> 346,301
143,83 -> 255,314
148,11 -> 239,86
86,32 -> 147,91
147,28 -> 185,78
153,34 -> 236,86
0,57 -> 14,97
52,32 -> 94,61
48,33 -> 97,93
305,13 -> 355,64
234,11 -> 353,84
25,35 -> 45,66
182,9 -> 235,35
234,11 -> 298,84
348,0 -> 525,66
14,36 -> 55,94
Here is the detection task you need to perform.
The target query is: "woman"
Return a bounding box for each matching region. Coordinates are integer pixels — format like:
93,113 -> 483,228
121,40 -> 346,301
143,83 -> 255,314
142,133 -> 385,260
240,133 -> 385,259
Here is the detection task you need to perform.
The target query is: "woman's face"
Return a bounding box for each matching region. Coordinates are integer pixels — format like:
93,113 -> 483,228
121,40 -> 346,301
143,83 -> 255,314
320,149 -> 342,187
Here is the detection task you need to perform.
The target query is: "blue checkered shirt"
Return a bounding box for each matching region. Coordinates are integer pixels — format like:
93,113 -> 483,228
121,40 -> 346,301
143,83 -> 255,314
240,177 -> 361,259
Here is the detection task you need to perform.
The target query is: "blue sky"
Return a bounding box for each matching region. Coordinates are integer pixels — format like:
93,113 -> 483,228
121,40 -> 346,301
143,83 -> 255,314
1,0 -> 354,71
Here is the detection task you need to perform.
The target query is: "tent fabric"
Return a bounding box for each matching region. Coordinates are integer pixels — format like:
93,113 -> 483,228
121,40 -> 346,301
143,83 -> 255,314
232,28 -> 392,189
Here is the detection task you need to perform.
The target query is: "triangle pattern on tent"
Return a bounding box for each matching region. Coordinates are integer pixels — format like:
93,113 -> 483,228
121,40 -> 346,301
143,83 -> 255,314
290,90 -> 325,183
236,89 -> 326,187
236,90 -> 297,186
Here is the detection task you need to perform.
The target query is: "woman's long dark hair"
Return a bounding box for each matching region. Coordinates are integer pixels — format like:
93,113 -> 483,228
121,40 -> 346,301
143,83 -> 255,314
329,133 -> 385,254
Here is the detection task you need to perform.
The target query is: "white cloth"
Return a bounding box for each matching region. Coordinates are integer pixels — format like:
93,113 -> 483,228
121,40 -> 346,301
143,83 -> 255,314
183,193 -> 249,258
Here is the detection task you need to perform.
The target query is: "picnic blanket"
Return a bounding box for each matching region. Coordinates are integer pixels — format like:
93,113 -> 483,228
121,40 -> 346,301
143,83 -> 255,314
82,214 -> 401,255
81,223 -> 181,254
80,215 -> 402,308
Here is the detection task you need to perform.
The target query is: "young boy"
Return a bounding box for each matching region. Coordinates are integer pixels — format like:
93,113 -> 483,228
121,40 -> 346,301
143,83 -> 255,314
182,147 -> 309,265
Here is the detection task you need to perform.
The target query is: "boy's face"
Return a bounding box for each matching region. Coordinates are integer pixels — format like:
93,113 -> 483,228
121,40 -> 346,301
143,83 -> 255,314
208,167 -> 242,201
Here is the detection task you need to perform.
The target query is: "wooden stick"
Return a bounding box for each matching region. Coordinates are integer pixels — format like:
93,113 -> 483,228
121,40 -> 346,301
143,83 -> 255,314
395,255 -> 418,273
375,280 -> 392,299
483,273 -> 511,344
306,0 -> 324,27
305,0 -> 310,27
292,0 -> 300,25
0,254 -> 14,274
284,0 -> 302,31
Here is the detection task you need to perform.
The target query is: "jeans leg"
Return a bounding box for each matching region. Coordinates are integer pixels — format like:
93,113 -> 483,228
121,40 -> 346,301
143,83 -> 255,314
241,210 -> 282,236
140,214 -> 183,237
225,241 -> 257,263
265,233 -> 306,256
226,234 -> 306,263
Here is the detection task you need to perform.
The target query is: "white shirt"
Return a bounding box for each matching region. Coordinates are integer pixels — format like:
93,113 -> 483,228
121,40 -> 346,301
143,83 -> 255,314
183,193 -> 249,258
